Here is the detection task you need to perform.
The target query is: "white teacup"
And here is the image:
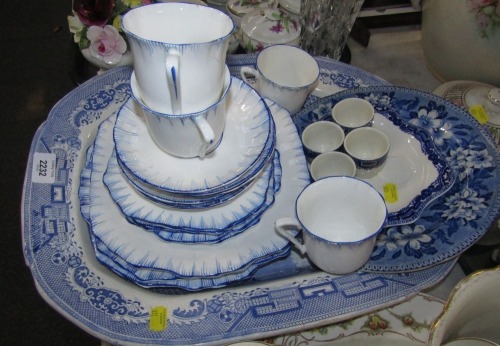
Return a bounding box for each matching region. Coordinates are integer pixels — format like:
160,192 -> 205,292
331,97 -> 375,133
122,3 -> 234,114
275,176 -> 387,274
240,45 -> 319,115
344,127 -> 390,179
130,67 -> 232,158
310,152 -> 356,181
301,121 -> 345,159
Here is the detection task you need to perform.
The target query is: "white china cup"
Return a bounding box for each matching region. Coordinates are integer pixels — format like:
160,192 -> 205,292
275,176 -> 388,274
331,97 -> 375,132
130,67 -> 232,158
301,121 -> 344,159
122,3 -> 234,114
344,127 -> 390,179
240,45 -> 319,115
310,151 -> 356,181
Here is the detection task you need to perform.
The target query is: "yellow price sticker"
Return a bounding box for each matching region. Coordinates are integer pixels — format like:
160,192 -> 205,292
469,104 -> 489,124
383,183 -> 399,204
149,306 -> 167,332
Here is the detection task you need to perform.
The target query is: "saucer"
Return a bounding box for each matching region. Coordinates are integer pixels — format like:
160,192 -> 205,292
103,148 -> 282,243
81,99 -> 310,281
114,77 -> 276,196
116,156 -> 254,209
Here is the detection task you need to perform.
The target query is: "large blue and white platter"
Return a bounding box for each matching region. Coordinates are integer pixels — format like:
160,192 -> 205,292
23,58 -> 482,345
294,86 -> 500,272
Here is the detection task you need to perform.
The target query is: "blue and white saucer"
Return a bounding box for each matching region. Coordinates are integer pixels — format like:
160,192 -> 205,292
113,78 -> 276,197
102,148 -> 282,243
117,156 -> 256,209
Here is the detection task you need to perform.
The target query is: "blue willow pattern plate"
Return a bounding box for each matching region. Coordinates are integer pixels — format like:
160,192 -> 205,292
294,86 -> 500,272
23,61 -> 465,345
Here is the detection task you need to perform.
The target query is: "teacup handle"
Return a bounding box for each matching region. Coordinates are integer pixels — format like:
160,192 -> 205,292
240,66 -> 260,87
275,218 -> 307,255
193,116 -> 215,158
165,51 -> 181,114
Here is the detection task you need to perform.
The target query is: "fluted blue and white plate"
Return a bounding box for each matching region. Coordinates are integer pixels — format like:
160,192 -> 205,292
101,145 -> 282,243
80,161 -> 290,290
294,86 -> 500,272
25,59 -> 488,346
114,77 -> 276,196
116,156 -> 255,209
83,99 -> 309,280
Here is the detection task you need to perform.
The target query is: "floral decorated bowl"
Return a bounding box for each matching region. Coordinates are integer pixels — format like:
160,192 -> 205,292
240,7 -> 301,52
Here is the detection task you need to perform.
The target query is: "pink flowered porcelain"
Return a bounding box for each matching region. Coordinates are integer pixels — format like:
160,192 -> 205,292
422,0 -> 500,85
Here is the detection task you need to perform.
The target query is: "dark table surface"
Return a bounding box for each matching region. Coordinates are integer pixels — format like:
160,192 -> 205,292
1,1 -> 99,345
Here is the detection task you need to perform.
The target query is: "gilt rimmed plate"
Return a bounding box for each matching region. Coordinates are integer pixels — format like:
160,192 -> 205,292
84,99 -> 309,280
293,86 -> 499,273
114,77 -> 276,196
270,293 -> 445,345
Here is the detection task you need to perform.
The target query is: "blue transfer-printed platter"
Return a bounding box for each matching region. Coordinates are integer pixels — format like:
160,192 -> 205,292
295,97 -> 456,227
294,86 -> 500,273
23,60 -> 468,345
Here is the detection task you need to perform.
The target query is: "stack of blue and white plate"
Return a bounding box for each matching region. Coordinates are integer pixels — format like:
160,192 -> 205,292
78,77 -> 310,291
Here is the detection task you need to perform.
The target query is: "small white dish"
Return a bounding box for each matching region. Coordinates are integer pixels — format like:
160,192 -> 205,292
344,127 -> 390,179
301,121 -> 344,159
310,151 -> 356,180
331,97 -> 375,132
114,77 -> 276,196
